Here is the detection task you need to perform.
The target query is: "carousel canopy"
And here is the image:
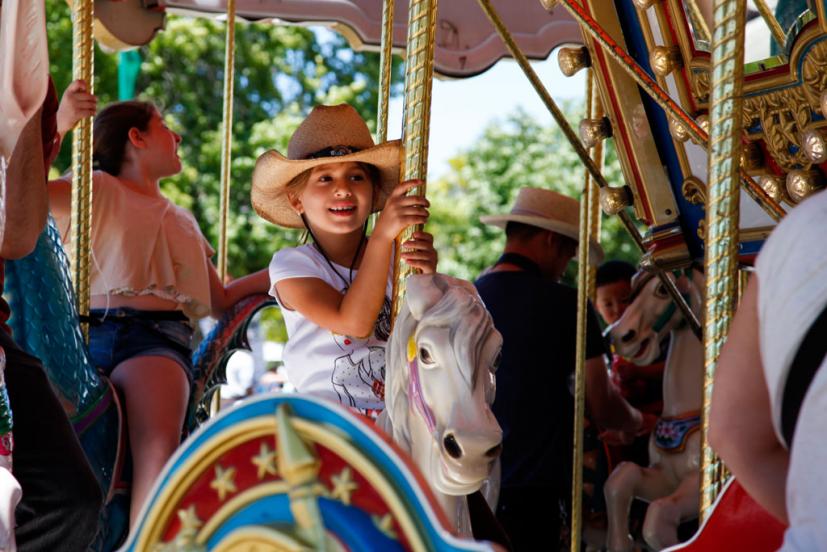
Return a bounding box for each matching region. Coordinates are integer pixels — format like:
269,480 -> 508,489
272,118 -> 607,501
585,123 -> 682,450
164,0 -> 581,77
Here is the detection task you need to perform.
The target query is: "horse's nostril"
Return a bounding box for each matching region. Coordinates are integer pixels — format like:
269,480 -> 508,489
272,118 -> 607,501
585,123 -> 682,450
621,329 -> 636,343
443,434 -> 463,459
485,443 -> 502,458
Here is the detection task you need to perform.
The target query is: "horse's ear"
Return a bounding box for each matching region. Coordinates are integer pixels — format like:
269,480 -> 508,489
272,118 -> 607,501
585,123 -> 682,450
405,274 -> 445,320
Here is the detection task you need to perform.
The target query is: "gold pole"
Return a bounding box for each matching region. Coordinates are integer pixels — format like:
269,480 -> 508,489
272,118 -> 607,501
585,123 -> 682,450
217,0 -> 236,282
571,67 -> 602,552
700,0 -> 747,520
587,71 -> 604,301
377,0 -> 396,143
685,0 -> 712,43
71,0 -> 95,341
753,0 -> 787,51
478,0 -> 703,340
212,0 -> 237,417
389,0 -> 438,323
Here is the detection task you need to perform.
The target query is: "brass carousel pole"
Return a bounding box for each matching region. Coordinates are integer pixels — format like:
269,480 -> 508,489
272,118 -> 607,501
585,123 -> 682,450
587,71 -> 604,300
376,0 -> 396,144
212,0 -> 237,416
477,0 -> 702,340
217,0 -> 237,282
71,0 -> 95,341
753,0 -> 787,50
571,67 -> 602,552
390,0 -> 438,322
700,0 -> 747,520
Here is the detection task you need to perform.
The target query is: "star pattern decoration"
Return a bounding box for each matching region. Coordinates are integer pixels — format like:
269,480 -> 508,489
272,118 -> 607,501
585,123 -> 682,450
371,513 -> 398,541
174,505 -> 202,544
329,467 -> 358,505
209,464 -> 238,501
251,442 -> 278,480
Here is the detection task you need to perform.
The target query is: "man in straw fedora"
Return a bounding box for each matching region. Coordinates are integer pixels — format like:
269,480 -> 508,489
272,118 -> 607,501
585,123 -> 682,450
474,187 -> 643,550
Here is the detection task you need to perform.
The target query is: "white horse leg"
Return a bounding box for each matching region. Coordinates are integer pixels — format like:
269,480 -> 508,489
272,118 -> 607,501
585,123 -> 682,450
605,462 -> 674,552
642,470 -> 699,550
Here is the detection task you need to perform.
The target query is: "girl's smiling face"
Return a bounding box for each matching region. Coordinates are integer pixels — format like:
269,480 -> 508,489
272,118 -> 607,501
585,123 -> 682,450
289,161 -> 376,234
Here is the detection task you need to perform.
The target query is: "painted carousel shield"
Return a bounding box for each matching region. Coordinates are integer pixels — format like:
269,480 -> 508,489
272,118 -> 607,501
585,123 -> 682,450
163,0 -> 580,78
122,395 -> 495,551
561,1 -> 827,266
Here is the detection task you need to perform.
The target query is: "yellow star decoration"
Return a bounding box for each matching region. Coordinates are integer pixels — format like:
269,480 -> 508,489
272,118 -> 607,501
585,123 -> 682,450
210,464 -> 237,501
251,442 -> 278,480
371,513 -> 398,540
329,467 -> 358,505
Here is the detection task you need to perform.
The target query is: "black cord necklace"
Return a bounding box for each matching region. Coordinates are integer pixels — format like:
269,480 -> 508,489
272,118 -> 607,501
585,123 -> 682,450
301,214 -> 367,291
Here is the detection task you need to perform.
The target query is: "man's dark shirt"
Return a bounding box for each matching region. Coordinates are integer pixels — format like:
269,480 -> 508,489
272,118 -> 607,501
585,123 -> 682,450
475,268 -> 607,493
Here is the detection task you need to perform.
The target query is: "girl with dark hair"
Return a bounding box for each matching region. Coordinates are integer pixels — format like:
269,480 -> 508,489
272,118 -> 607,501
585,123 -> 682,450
48,97 -> 269,531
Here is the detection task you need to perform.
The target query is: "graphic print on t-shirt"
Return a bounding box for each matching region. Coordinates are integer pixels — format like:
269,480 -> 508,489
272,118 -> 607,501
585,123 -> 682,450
331,333 -> 386,408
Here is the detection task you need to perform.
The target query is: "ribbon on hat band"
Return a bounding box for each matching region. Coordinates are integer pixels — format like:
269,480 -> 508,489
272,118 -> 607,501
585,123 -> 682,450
305,145 -> 362,159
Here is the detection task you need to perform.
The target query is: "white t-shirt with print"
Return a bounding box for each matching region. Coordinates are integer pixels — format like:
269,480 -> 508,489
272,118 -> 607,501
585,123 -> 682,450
269,244 -> 393,414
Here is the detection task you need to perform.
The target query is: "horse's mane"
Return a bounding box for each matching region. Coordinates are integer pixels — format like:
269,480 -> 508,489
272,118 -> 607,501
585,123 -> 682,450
383,274 -> 494,451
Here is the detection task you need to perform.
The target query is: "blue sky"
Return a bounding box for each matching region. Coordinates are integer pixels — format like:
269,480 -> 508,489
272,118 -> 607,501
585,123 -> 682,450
386,53 -> 587,178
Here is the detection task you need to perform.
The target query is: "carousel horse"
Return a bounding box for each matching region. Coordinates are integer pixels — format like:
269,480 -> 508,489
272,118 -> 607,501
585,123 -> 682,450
378,273 -> 503,538
4,218 -> 274,550
604,267 -> 704,551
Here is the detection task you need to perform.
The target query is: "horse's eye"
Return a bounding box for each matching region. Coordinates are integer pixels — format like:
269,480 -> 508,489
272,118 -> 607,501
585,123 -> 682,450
655,284 -> 668,298
492,350 -> 502,371
419,347 -> 435,366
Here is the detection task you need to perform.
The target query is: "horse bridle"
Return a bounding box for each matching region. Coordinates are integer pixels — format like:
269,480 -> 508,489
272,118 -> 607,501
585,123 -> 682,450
634,269 -> 694,334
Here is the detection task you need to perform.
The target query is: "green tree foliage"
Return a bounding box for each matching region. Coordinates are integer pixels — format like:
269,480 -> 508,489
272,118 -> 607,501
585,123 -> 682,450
428,105 -> 641,282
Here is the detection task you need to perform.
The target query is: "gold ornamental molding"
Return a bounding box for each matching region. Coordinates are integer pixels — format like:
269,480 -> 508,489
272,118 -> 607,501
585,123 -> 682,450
742,39 -> 827,170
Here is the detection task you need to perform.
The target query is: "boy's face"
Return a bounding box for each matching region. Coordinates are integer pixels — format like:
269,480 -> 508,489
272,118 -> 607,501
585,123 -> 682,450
596,279 -> 633,325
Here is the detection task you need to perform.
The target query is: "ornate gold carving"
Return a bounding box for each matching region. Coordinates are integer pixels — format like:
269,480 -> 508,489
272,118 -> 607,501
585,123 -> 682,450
154,506 -> 205,551
558,46 -> 591,77
682,176 -> 707,206
742,41 -> 827,171
696,113 -> 710,135
691,70 -> 711,103
600,186 -> 632,215
757,175 -> 789,204
820,89 -> 827,117
650,46 -> 683,77
330,467 -> 359,505
633,0 -> 659,9
210,464 -> 238,501
579,117 -> 612,148
801,128 -> 827,164
669,117 -> 690,142
697,219 -> 705,241
740,140 -> 764,173
251,442 -> 278,480
539,0 -> 558,10
786,169 -> 825,203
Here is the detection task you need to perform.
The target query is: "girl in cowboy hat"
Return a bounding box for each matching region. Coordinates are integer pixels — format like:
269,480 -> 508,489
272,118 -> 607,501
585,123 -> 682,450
252,104 -> 437,416
49,99 -> 270,530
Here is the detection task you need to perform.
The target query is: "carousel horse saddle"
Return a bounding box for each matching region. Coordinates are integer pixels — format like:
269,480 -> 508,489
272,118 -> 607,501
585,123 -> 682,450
654,412 -> 701,453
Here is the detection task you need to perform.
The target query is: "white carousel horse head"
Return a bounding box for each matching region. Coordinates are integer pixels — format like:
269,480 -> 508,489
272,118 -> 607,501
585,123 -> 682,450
609,267 -> 703,366
381,273 -> 503,500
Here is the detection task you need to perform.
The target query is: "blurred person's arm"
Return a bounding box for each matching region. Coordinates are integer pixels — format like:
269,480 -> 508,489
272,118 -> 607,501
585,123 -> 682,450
2,108 -> 47,259
709,277 -> 789,524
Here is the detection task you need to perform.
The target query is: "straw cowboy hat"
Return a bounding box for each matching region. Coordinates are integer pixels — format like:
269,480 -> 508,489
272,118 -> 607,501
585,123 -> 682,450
252,104 -> 400,228
481,187 -> 605,266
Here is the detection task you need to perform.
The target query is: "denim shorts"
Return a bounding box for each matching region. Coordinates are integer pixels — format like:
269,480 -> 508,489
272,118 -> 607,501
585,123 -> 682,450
88,308 -> 195,386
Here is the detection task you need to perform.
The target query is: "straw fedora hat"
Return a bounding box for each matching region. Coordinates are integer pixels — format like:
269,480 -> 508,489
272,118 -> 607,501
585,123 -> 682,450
252,104 -> 400,228
481,187 -> 605,266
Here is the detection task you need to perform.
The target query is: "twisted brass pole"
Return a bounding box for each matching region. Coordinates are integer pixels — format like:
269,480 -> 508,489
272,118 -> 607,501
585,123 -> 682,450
753,0 -> 787,51
217,0 -> 236,282
587,72 -> 603,301
71,0 -> 95,341
554,0 -> 786,223
377,0 -> 396,144
477,0 -> 702,340
700,0 -> 747,520
390,0 -> 438,323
